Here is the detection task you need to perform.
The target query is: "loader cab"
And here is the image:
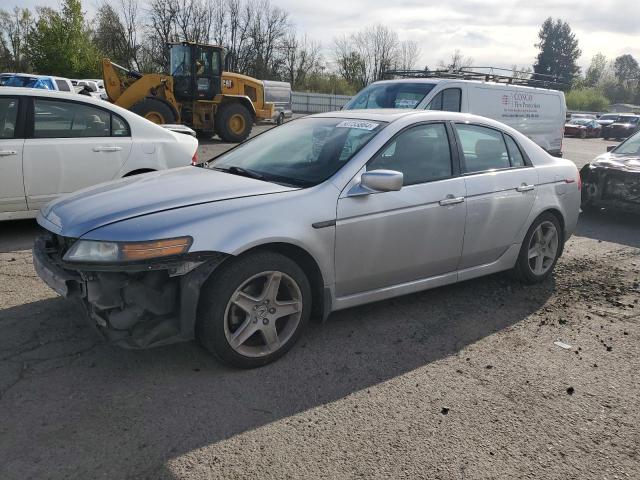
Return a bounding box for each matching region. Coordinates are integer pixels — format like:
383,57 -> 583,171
169,42 -> 223,102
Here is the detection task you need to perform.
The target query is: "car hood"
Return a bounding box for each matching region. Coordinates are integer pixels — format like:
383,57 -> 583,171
38,167 -> 298,238
565,124 -> 586,129
591,152 -> 640,172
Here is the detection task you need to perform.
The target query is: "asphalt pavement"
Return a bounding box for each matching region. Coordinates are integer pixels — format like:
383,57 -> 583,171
1,135 -> 639,480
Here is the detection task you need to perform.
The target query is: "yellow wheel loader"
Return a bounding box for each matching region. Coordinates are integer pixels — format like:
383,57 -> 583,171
102,42 -> 275,142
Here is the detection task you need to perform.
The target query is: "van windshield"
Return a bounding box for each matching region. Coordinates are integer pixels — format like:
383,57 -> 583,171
343,82 -> 436,110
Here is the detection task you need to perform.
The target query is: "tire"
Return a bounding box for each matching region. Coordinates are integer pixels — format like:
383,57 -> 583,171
512,213 -> 563,284
197,251 -> 312,368
276,113 -> 285,126
130,98 -> 177,124
215,103 -> 253,142
579,129 -> 587,139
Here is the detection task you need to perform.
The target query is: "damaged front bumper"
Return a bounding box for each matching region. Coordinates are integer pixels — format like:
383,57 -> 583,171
33,234 -> 229,349
580,164 -> 640,213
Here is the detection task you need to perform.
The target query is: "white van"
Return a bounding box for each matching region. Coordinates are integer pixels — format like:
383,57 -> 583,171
263,80 -> 292,125
343,77 -> 566,156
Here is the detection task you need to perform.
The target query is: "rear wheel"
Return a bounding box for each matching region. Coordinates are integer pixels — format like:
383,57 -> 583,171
512,213 -> 563,284
215,103 -> 253,142
130,98 -> 177,124
579,129 -> 587,139
197,252 -> 311,368
276,112 -> 285,126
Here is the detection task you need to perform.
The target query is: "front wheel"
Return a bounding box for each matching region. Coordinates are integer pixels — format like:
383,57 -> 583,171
197,252 -> 311,368
130,98 -> 177,124
512,213 -> 563,284
580,129 -> 587,139
276,113 -> 285,126
215,103 -> 253,142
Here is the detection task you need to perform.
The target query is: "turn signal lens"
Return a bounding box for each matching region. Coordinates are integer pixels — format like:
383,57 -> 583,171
192,150 -> 199,165
121,237 -> 192,261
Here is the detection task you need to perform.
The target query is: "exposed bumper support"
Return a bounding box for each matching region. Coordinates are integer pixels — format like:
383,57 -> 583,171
33,234 -> 229,349
581,165 -> 640,213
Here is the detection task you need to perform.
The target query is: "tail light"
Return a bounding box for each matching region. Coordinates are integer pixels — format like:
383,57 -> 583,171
191,150 -> 199,166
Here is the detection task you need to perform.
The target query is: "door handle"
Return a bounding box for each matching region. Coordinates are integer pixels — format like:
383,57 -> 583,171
516,184 -> 535,192
439,195 -> 465,206
92,146 -> 122,152
0,150 -> 17,156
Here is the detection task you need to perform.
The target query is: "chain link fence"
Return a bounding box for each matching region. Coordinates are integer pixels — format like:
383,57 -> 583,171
292,92 -> 353,114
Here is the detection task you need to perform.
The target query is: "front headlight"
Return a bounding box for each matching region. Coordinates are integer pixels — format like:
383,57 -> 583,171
63,237 -> 192,263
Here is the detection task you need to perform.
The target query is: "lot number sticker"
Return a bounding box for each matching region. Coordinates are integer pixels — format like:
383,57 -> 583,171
336,120 -> 380,131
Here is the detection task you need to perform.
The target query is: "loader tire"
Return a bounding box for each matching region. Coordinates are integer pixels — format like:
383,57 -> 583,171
131,98 -> 177,124
216,103 -> 253,142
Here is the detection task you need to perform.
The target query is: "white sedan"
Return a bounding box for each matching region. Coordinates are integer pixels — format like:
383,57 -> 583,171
0,87 -> 199,221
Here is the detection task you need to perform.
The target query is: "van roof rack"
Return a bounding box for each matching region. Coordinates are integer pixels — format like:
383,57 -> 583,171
382,67 -> 568,90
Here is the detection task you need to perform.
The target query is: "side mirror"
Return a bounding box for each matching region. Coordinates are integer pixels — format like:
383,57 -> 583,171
607,145 -> 616,152
348,169 -> 403,196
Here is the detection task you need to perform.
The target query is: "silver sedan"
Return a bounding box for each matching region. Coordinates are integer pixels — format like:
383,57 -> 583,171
33,110 -> 581,368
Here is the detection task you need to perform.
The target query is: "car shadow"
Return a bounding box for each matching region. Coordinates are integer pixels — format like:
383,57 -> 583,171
575,210 -> 640,248
0,219 -> 41,253
0,272 -> 554,479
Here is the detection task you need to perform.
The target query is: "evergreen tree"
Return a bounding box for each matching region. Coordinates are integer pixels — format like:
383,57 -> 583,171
533,17 -> 581,88
26,0 -> 99,77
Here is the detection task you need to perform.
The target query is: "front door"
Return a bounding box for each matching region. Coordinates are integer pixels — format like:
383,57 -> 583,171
0,96 -> 27,215
335,122 -> 467,297
23,97 -> 132,211
453,123 -> 538,269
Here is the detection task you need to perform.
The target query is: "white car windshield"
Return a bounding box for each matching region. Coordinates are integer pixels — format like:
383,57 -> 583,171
211,117 -> 386,187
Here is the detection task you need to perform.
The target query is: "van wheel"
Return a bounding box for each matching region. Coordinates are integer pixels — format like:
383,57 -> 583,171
131,98 -> 177,124
197,252 -> 311,368
216,103 -> 253,142
512,213 -> 563,284
276,113 -> 285,126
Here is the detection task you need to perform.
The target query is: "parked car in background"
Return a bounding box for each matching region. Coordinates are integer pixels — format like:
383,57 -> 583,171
581,130 -> 640,214
50,76 -> 75,92
3,74 -> 56,90
0,73 -> 15,86
76,80 -> 104,99
263,80 -> 292,125
0,87 -> 199,221
596,113 -> 619,128
564,118 -> 602,138
32,110 -> 581,368
602,115 -> 640,140
343,77 -> 566,157
570,113 -> 597,120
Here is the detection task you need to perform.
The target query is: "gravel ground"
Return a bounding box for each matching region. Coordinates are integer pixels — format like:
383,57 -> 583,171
1,137 -> 639,479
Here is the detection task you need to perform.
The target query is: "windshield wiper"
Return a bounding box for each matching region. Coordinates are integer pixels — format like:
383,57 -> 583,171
213,166 -> 265,181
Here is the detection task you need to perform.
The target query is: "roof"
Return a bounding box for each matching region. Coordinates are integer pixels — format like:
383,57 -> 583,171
311,108 -> 502,125
369,77 -> 563,93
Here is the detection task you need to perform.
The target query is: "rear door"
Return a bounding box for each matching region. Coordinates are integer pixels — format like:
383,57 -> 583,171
0,96 -> 27,215
23,97 -> 133,211
453,123 -> 538,269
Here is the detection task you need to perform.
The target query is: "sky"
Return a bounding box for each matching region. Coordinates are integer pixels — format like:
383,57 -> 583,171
13,0 -> 640,72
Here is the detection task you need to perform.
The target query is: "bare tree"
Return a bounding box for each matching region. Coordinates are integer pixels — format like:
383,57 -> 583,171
332,34 -> 367,89
118,0 -> 142,70
438,49 -> 473,71
0,7 -> 33,71
282,32 -> 322,88
396,40 -> 421,71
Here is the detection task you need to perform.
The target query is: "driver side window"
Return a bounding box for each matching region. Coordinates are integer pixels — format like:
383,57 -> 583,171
367,123 -> 453,186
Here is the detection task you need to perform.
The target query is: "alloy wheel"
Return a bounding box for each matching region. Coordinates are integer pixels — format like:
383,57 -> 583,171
527,220 -> 559,275
223,271 -> 303,358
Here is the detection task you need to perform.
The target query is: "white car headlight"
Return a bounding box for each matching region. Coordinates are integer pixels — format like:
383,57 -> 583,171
63,237 -> 192,263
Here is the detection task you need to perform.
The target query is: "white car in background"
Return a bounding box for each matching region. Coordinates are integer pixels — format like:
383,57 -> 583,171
0,87 -> 199,221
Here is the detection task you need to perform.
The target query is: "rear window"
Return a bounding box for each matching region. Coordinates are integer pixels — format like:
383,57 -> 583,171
55,79 -> 71,92
344,82 -> 436,110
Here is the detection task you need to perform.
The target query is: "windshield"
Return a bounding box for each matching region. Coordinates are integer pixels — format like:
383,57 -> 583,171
616,116 -> 639,124
568,119 -> 590,125
344,82 -> 436,110
612,131 -> 640,155
599,114 -> 618,121
210,117 -> 386,187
